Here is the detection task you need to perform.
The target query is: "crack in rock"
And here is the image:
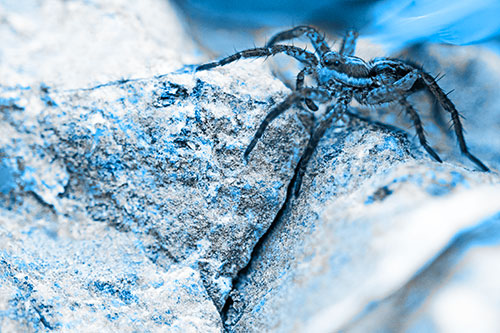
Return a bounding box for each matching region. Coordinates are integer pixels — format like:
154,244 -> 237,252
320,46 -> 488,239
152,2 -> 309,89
2,9 -> 500,329
0,62 -> 311,330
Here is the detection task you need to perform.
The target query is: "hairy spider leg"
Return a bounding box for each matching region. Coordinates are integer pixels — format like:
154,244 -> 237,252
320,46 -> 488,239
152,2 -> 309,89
420,71 -> 489,171
400,98 -> 443,162
364,70 -> 420,104
263,26 -> 327,112
426,90 -> 450,135
296,67 -> 319,111
368,59 -> 488,171
355,69 -> 444,162
426,73 -> 451,134
340,30 -> 359,56
294,88 -> 353,197
244,87 -> 331,161
266,25 -> 331,57
196,45 -> 318,72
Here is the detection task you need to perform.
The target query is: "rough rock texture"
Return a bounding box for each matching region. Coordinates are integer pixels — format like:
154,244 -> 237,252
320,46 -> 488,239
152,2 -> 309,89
2,1 -> 500,332
223,42 -> 500,333
0,206 -> 222,332
225,156 -> 500,331
0,60 -> 309,328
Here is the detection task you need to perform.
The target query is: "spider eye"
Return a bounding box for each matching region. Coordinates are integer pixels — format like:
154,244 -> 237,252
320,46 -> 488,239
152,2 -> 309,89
325,58 -> 341,67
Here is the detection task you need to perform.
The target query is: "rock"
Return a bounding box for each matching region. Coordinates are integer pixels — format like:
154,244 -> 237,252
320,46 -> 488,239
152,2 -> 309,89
223,43 -> 500,332
0,208 -> 223,332
0,59 -> 308,329
2,1 -> 500,331
339,211 -> 500,332
0,0 -> 199,88
225,154 -> 500,331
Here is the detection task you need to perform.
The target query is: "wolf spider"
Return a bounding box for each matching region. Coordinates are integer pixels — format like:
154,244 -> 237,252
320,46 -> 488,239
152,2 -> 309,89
197,26 -> 489,196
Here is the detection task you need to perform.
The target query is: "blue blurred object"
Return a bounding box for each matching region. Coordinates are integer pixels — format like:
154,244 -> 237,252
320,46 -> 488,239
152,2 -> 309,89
174,0 -> 500,50
367,0 -> 500,48
174,0 -> 375,30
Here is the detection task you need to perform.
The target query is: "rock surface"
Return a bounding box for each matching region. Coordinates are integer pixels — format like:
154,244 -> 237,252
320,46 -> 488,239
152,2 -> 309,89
0,60 -> 309,329
223,42 -> 500,333
0,0 -> 199,88
0,206 -> 223,332
1,1 -> 500,332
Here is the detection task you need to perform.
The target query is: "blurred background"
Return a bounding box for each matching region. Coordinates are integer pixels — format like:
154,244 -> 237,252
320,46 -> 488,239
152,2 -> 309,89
172,0 -> 500,55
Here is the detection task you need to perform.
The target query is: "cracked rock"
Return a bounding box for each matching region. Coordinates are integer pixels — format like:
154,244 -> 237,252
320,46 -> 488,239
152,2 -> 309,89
223,43 -> 500,332
2,1 -> 500,332
0,59 -> 308,329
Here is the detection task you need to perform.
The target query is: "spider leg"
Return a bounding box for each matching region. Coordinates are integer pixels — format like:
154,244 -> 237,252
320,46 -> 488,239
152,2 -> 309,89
420,71 -> 489,171
294,88 -> 353,197
419,74 -> 452,136
196,45 -> 318,71
266,26 -> 331,57
244,87 -> 331,161
428,91 -> 450,135
296,67 -> 319,111
399,98 -> 443,163
340,30 -> 359,56
364,70 -> 419,104
358,70 -> 442,162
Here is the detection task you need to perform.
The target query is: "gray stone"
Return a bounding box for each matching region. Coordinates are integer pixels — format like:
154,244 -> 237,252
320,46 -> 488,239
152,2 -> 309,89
0,60 -> 308,330
0,206 -> 223,332
0,0 -> 199,88
223,43 -> 500,332
2,1 -> 500,331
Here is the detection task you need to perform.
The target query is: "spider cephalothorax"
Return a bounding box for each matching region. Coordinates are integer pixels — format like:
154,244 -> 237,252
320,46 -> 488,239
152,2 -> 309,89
197,26 -> 489,196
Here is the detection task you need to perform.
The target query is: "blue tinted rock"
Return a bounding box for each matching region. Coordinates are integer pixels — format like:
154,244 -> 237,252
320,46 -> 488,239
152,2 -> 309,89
224,43 -> 500,332
0,59 -> 308,330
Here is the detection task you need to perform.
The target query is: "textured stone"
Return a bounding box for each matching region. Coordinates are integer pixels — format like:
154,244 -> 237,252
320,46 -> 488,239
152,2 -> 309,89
0,59 -> 308,329
2,1 -> 500,331
223,43 -> 500,332
0,207 -> 223,332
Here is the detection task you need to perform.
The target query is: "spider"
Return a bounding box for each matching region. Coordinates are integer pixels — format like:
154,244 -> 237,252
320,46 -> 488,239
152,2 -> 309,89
196,26 -> 489,196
